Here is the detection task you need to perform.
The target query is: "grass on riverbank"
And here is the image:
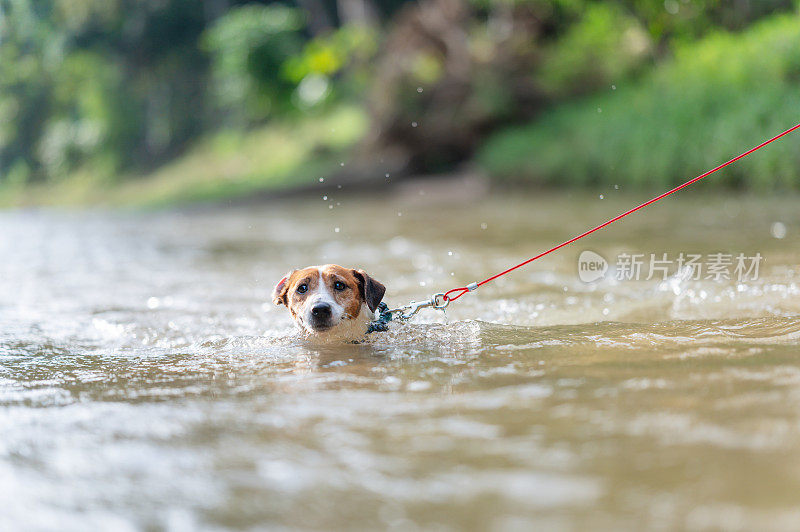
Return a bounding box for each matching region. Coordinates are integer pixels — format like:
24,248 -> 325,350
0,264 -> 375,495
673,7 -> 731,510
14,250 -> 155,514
0,105 -> 367,208
477,13 -> 800,191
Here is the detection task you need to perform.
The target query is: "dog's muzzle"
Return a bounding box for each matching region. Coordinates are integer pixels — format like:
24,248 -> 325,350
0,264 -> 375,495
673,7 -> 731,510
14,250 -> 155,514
308,303 -> 334,330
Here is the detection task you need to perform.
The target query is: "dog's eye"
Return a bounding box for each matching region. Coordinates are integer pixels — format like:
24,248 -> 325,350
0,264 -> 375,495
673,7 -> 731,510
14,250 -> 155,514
296,283 -> 308,294
333,281 -> 346,291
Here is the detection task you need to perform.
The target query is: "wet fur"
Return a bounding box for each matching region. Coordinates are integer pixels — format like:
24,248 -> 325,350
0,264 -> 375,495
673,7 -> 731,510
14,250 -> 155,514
272,264 -> 385,342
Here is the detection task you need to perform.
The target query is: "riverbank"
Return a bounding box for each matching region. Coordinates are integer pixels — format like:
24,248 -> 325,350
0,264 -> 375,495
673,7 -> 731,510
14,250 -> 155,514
0,106 -> 367,208
2,12 -> 798,209
477,13 -> 800,191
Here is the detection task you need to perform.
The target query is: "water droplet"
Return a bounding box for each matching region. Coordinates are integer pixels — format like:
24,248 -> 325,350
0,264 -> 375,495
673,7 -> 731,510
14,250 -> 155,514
772,222 -> 787,239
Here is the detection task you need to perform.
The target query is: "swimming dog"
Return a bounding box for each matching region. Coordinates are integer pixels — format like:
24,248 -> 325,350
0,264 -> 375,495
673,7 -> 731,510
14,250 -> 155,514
272,265 -> 386,341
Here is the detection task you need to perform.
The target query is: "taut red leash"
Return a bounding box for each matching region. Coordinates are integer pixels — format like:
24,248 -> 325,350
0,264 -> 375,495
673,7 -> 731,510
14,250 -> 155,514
441,121 -> 800,303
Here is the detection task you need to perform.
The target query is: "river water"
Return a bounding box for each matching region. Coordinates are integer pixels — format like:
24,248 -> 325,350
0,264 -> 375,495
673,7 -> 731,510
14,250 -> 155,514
2,192 -> 800,530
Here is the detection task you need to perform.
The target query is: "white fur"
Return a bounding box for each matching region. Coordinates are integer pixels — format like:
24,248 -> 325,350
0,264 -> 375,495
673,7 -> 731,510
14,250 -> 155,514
300,303 -> 374,343
297,267 -> 345,327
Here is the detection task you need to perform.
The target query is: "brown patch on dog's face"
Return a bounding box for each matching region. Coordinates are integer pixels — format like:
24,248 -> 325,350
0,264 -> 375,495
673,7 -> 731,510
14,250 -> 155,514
321,265 -> 364,319
273,267 -> 319,319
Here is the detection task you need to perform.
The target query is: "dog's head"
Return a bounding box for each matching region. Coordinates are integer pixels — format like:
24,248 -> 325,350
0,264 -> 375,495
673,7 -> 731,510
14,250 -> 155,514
272,264 -> 386,340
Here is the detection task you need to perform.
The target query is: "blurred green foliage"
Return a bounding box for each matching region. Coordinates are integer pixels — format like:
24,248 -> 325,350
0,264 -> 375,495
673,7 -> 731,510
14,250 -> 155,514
0,0 -> 797,200
0,0 -> 382,186
0,0 -> 211,182
478,13 -> 800,190
361,0 -> 795,173
617,0 -> 795,44
0,105 -> 368,207
202,5 -> 307,124
538,2 -> 652,96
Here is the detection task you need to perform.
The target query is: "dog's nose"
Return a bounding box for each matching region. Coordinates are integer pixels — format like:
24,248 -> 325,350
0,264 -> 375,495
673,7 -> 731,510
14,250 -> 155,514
311,303 -> 332,318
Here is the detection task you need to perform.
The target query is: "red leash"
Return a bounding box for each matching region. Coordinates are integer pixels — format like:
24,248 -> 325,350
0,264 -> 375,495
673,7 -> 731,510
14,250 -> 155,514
443,121 -> 800,303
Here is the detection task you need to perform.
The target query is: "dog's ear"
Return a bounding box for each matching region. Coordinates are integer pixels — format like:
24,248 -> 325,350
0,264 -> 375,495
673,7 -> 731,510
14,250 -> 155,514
272,271 -> 295,306
352,269 -> 386,312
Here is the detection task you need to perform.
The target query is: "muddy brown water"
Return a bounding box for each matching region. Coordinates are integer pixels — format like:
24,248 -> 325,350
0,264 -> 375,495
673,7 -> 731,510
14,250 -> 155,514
2,192 -> 800,530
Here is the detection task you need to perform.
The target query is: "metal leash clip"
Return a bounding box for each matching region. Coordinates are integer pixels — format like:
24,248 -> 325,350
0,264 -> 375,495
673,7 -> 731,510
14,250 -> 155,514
387,292 -> 449,321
